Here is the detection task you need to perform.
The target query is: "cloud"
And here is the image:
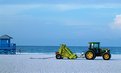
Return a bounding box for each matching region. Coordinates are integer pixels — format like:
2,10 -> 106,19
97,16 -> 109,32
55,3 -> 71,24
0,4 -> 79,16
1,0 -> 121,5
111,14 -> 121,29
1,3 -> 121,16
0,4 -> 42,15
54,4 -> 81,11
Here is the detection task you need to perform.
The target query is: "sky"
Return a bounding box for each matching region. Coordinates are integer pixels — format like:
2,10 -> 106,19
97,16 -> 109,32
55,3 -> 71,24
0,0 -> 121,46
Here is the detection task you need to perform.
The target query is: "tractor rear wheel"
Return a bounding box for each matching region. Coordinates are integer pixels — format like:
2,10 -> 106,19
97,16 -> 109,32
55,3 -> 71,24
85,50 -> 96,60
103,52 -> 111,60
56,54 -> 63,59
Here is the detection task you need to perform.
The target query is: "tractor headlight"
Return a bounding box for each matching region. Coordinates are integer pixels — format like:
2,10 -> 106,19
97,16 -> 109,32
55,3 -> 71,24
106,49 -> 110,53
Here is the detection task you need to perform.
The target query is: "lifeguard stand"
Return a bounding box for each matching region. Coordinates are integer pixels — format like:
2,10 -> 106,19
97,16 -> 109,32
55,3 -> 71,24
0,35 -> 16,54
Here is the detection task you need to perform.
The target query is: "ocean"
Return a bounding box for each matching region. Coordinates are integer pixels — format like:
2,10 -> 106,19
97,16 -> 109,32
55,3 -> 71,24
17,46 -> 121,54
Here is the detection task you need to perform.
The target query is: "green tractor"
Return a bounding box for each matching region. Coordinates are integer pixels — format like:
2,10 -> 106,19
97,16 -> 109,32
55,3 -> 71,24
85,42 -> 111,60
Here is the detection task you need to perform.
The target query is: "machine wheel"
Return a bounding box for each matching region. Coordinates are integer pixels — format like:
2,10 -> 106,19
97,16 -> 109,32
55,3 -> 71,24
10,50 -> 15,54
85,50 -> 96,60
56,54 -> 63,59
103,52 -> 111,60
4,50 -> 8,54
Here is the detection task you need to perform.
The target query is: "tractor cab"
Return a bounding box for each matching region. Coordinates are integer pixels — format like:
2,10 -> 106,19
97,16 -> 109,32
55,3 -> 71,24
89,42 -> 100,49
88,42 -> 101,54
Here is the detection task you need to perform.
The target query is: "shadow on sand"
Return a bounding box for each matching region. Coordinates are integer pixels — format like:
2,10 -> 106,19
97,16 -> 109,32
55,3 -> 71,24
29,56 -> 121,61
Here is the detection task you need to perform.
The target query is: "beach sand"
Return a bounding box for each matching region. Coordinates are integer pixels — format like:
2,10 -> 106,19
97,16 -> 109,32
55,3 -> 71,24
0,54 -> 121,73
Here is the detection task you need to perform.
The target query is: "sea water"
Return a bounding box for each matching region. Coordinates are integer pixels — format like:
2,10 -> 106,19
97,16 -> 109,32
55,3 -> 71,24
17,46 -> 121,54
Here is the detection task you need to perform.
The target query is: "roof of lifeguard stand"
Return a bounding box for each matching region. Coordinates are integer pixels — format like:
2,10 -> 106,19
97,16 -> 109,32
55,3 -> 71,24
0,35 -> 13,39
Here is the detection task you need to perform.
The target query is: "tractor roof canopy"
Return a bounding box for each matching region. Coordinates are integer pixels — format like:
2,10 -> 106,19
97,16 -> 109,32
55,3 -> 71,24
89,42 -> 100,44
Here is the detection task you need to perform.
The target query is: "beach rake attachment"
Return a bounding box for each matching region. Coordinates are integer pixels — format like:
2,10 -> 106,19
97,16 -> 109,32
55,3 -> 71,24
55,44 -> 77,59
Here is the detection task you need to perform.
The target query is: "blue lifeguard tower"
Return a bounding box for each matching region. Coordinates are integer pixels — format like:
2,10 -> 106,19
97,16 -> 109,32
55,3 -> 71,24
0,35 -> 16,54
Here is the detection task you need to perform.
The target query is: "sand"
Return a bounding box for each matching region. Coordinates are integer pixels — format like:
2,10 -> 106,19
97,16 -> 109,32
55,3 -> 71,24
0,53 -> 121,73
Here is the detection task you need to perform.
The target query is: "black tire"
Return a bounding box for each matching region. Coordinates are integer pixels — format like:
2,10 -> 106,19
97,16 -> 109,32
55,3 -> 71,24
103,52 -> 111,60
4,50 -> 8,54
11,50 -> 16,54
56,54 -> 63,59
85,50 -> 96,60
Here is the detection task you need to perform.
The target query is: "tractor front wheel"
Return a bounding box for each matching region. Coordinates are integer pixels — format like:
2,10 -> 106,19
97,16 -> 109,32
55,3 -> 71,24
85,50 -> 96,60
56,54 -> 63,59
103,53 -> 111,60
